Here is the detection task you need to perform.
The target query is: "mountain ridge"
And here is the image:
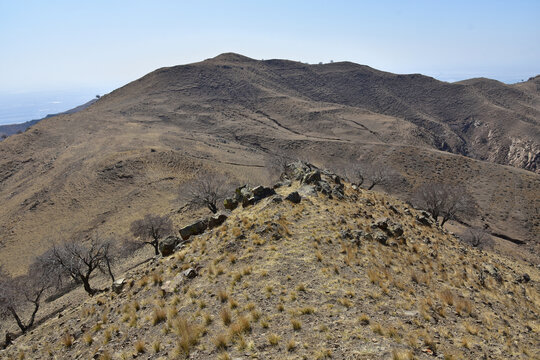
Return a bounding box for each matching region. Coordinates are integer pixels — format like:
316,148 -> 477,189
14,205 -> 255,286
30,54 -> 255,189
0,53 -> 538,275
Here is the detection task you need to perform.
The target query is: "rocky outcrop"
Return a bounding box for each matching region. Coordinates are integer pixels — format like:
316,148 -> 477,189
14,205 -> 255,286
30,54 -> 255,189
281,161 -> 345,199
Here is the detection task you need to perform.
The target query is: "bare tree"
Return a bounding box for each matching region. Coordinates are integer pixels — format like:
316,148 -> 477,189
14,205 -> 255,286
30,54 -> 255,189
265,154 -> 292,183
187,174 -> 227,214
130,214 -> 173,255
351,161 -> 401,190
464,227 -> 493,249
46,236 -> 118,295
0,258 -> 55,333
413,183 -> 477,227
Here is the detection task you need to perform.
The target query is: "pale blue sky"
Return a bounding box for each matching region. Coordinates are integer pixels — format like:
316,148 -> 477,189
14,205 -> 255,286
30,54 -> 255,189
1,0 -> 539,94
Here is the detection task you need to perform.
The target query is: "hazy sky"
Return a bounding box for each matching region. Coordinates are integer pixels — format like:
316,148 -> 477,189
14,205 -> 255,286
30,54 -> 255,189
1,0 -> 539,93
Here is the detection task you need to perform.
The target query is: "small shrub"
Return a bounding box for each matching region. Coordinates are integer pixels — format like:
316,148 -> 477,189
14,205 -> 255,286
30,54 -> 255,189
220,308 -> 232,326
61,333 -> 74,348
134,340 -> 145,353
268,333 -> 280,346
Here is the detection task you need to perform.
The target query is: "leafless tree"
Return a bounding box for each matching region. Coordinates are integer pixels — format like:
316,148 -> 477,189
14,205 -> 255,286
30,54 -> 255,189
464,227 -> 493,249
187,173 -> 228,214
0,258 -> 55,333
350,161 -> 402,190
130,214 -> 173,255
413,183 -> 477,227
46,236 -> 118,295
265,154 -> 292,183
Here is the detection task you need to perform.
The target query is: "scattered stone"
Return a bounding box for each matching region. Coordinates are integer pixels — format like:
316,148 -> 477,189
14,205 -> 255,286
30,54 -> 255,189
179,219 -> 208,241
389,224 -> 404,237
415,212 -> 433,226
516,273 -> 530,283
374,217 -> 390,230
273,179 -> 292,188
374,231 -> 388,245
285,191 -> 301,204
159,235 -> 181,256
208,212 -> 228,229
183,268 -> 197,279
112,278 -> 126,294
484,264 -> 503,283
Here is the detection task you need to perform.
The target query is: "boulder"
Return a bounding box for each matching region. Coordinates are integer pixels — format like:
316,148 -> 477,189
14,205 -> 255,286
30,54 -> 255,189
159,235 -> 181,256
208,212 -> 228,229
285,191 -> 301,204
112,278 -> 126,294
252,185 -> 276,200
223,197 -> 238,210
179,219 -> 208,241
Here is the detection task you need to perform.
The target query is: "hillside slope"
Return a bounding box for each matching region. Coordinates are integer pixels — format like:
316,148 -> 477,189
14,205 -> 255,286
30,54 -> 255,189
0,54 -> 539,275
2,171 -> 538,359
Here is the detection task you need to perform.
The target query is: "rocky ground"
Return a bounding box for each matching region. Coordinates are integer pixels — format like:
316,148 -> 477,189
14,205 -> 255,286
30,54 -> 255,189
2,163 -> 538,359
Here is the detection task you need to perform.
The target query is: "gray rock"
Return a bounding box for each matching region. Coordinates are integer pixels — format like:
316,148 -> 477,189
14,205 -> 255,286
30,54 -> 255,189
159,235 -> 181,256
298,185 -> 318,197
112,278 -> 125,294
208,212 -> 228,229
285,191 -> 301,204
302,170 -> 322,185
285,161 -> 313,180
318,180 -> 332,196
374,231 -> 388,245
179,219 -> 208,241
183,268 -> 197,279
161,274 -> 184,294
273,179 -> 292,189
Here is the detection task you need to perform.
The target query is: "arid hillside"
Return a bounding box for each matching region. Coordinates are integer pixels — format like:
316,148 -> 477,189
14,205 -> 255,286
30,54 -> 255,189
1,168 -> 538,359
0,53 -> 539,275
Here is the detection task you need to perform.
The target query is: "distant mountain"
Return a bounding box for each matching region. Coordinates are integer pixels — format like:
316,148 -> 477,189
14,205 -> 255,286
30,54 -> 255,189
0,53 -> 538,275
0,97 -> 98,139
